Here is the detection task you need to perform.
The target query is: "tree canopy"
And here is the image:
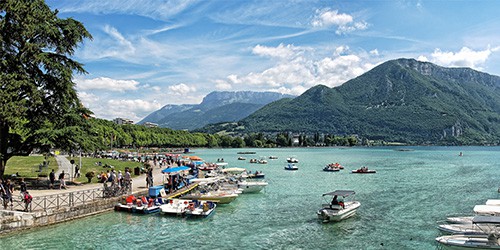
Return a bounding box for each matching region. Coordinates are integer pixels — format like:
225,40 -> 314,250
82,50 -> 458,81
0,0 -> 92,177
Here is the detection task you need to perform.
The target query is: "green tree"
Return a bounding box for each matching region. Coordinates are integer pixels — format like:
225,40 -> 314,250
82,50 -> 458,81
0,0 -> 92,176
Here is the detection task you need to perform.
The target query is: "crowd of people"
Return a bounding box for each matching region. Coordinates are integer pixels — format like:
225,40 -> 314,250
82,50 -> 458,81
1,178 -> 32,211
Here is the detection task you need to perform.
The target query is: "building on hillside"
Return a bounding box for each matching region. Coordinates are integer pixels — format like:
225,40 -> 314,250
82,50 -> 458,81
144,122 -> 158,128
113,118 -> 134,125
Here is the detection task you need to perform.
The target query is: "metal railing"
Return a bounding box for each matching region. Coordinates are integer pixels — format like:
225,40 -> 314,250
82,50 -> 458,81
4,187 -> 111,212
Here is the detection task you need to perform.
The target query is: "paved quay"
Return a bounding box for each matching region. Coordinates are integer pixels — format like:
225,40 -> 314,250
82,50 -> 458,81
28,155 -> 167,197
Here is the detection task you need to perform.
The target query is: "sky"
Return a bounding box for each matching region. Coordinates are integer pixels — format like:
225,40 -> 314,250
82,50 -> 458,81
45,0 -> 500,122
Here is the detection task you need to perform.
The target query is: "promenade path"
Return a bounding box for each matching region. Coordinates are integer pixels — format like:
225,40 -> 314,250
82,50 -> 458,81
28,155 -> 167,197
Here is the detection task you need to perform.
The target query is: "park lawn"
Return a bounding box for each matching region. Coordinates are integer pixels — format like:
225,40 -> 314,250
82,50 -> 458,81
69,157 -> 144,184
4,155 -> 54,179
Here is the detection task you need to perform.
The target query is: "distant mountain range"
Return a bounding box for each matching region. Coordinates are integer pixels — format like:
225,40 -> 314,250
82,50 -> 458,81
199,58 -> 500,145
138,91 -> 295,130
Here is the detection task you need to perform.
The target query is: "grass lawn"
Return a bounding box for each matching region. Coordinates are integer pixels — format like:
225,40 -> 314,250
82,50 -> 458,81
69,157 -> 145,184
4,155 -> 54,179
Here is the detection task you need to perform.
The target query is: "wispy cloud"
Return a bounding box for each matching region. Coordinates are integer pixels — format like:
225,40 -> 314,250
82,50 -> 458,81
56,0 -> 197,21
75,77 -> 140,92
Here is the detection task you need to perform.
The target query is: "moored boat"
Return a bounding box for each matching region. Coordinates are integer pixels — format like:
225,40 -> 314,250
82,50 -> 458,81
317,190 -> 360,223
237,181 -> 268,193
323,164 -> 341,172
436,217 -> 500,249
284,163 -> 298,171
114,195 -> 161,214
351,167 -> 376,174
286,157 -> 299,163
185,200 -> 216,218
160,199 -> 190,216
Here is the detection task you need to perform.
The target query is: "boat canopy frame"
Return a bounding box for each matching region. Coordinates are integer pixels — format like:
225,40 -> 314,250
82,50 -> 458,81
322,190 -> 355,197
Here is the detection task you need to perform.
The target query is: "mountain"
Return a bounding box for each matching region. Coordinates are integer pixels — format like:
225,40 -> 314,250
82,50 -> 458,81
219,58 -> 500,144
138,104 -> 195,125
139,91 -> 295,130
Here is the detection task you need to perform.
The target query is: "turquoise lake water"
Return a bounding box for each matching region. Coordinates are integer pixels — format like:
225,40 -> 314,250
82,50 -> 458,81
2,147 -> 500,250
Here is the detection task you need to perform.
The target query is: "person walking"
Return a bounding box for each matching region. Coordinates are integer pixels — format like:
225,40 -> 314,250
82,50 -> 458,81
59,171 -> 66,189
49,169 -> 56,189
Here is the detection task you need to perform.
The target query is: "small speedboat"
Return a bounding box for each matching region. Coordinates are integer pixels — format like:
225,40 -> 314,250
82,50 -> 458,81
436,234 -> 500,249
115,196 -> 161,214
351,167 -> 376,174
317,190 -> 360,223
160,199 -> 190,216
284,163 -> 298,171
237,181 -> 268,193
245,171 -> 265,179
286,157 -> 299,163
323,165 -> 340,172
185,201 -> 216,218
237,157 -> 246,160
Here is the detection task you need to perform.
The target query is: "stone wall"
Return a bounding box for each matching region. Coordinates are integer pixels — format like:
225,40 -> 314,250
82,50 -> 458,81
0,190 -> 147,235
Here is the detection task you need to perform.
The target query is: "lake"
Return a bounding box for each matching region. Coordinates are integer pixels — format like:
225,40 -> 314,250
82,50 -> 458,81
2,146 -> 500,250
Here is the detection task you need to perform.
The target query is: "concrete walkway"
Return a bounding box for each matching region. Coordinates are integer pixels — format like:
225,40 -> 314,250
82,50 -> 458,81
28,156 -> 167,197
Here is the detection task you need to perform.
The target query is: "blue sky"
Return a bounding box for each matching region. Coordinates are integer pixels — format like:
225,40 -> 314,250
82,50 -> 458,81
45,0 -> 500,122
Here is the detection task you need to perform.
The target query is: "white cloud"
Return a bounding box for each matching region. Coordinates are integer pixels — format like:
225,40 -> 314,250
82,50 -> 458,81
424,46 -> 499,69
108,99 -> 162,112
417,55 -> 429,62
216,44 -> 376,95
75,77 -> 140,92
311,9 -> 368,34
214,80 -> 232,90
252,43 -> 299,59
312,9 -> 353,27
168,83 -> 197,95
369,49 -> 379,56
103,99 -> 163,122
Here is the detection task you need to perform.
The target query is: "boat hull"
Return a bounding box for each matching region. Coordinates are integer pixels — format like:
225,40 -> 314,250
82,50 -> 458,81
237,182 -> 267,193
317,201 -> 360,223
436,234 -> 500,250
114,203 -> 160,214
351,170 -> 376,174
181,194 -> 238,204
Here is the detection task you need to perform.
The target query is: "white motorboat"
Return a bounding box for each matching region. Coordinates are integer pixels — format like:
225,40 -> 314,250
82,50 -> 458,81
286,157 -> 299,163
185,200 -> 216,218
181,179 -> 239,204
237,181 -> 268,193
182,191 -> 238,204
436,234 -> 500,249
284,163 -> 298,171
486,199 -> 500,206
317,190 -> 360,223
438,223 -> 485,235
160,199 -> 216,218
160,199 -> 190,216
446,205 -> 500,224
436,216 -> 500,249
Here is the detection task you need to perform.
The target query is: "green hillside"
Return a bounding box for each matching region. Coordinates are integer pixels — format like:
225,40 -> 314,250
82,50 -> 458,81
237,59 -> 500,144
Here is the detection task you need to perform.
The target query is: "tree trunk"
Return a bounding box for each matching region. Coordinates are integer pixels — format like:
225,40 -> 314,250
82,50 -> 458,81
0,121 -> 10,178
